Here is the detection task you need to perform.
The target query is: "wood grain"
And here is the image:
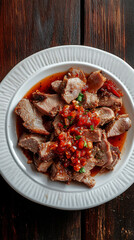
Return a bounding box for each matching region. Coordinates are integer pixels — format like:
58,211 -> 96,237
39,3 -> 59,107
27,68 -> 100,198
0,0 -> 80,82
82,1 -> 134,239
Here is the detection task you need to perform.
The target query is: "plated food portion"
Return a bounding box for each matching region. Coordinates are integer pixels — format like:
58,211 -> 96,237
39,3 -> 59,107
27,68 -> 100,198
15,68 -> 131,188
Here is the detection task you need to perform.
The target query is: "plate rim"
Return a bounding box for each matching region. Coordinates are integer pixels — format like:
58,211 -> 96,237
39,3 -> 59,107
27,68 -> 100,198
0,45 -> 134,210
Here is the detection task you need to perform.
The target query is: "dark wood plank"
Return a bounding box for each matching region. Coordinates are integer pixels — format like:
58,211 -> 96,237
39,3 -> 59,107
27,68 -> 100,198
0,177 -> 81,240
82,0 -> 134,239
0,0 -> 80,82
0,0 -> 81,239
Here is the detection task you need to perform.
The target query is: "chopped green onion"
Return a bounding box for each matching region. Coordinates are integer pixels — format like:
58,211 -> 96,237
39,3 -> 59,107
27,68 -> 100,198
64,125 -> 67,129
70,119 -> 74,124
75,135 -> 81,140
84,141 -> 87,147
67,116 -> 73,120
77,93 -> 84,102
79,167 -> 86,173
90,125 -> 94,131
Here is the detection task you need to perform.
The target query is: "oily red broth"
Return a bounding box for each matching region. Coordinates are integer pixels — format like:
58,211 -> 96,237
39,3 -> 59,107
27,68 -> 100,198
16,72 -> 126,177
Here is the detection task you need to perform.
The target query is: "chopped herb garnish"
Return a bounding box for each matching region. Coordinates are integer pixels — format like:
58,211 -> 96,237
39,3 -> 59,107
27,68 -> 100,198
85,110 -> 89,112
79,167 -> 86,173
67,116 -> 73,120
70,119 -> 74,124
75,135 -> 81,140
84,141 -> 87,148
78,103 -> 82,106
64,125 -> 67,129
77,92 -> 84,102
90,125 -> 94,131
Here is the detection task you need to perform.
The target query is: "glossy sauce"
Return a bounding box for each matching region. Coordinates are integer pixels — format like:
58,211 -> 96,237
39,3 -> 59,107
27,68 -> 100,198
16,72 -> 127,177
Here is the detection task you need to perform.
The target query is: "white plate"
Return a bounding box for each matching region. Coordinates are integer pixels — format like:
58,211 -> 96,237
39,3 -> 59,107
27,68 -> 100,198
0,45 -> 134,210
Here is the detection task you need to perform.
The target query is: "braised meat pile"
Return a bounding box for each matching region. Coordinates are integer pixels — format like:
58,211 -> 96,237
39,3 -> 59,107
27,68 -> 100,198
15,68 -> 131,188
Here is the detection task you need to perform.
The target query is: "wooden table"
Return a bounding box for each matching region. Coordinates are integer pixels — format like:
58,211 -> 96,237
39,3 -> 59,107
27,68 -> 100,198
0,1 -> 134,239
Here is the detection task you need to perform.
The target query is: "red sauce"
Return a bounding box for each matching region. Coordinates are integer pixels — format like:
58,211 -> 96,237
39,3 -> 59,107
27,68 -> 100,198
16,71 -> 127,176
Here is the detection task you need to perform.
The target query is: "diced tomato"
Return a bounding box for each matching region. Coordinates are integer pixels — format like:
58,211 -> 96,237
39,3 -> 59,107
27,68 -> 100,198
102,80 -> 123,97
78,140 -> 84,149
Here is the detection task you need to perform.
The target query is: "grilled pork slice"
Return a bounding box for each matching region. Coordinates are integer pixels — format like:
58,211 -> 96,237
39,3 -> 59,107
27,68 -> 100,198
94,131 -> 113,167
32,90 -> 46,101
87,71 -> 106,93
73,157 -> 96,188
83,128 -> 102,142
106,114 -> 131,138
38,141 -> 55,161
51,80 -> 62,93
60,76 -> 85,104
53,114 -> 64,136
15,99 -> 49,135
18,133 -> 46,153
98,91 -> 122,107
107,146 -> 121,170
34,154 -> 53,173
33,93 -> 64,117
82,92 -> 99,109
67,67 -> 87,83
94,107 -> 115,126
50,162 -> 71,182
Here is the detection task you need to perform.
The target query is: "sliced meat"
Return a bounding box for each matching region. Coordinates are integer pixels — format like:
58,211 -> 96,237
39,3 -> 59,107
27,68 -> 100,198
87,71 -> 106,93
32,90 -> 46,101
51,80 -> 62,93
67,67 -> 87,82
33,94 -> 64,117
107,145 -> 121,170
60,76 -> 85,104
15,99 -> 49,135
94,131 -> 113,167
98,91 -> 122,107
82,92 -> 99,109
34,154 -> 53,173
94,107 -> 115,126
18,133 -> 46,153
106,114 -> 131,138
50,162 -> 71,182
83,128 -> 102,142
73,157 -> 96,188
53,114 -> 64,136
38,141 -> 55,161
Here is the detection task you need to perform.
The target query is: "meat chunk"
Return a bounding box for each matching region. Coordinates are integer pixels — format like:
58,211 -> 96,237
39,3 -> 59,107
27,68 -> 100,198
60,76 -> 85,104
106,114 -> 131,138
33,94 -> 64,117
94,131 -> 113,167
73,157 -> 96,188
107,146 -> 121,170
51,80 -> 62,93
18,133 -> 46,153
67,67 -> 87,82
50,162 -> 71,182
98,91 -> 122,107
82,92 -> 99,109
94,107 -> 115,126
38,141 -> 55,161
34,155 -> 53,173
87,71 -> 106,93
15,99 -> 49,135
53,114 -> 64,136
83,128 -> 102,142
32,90 -> 46,101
